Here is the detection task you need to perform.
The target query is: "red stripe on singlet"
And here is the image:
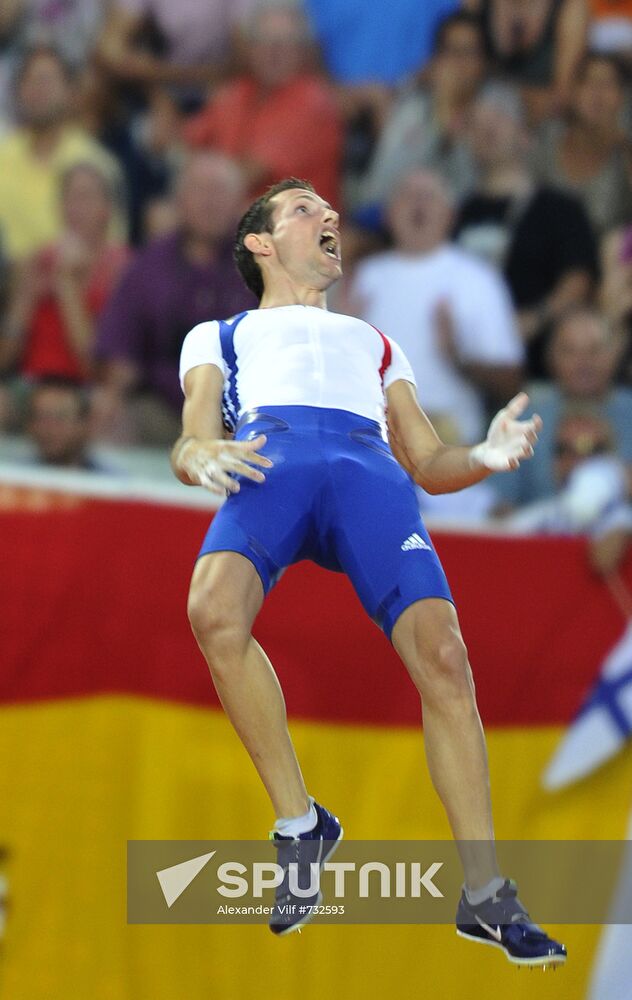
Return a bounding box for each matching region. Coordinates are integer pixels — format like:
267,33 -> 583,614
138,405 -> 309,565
372,326 -> 391,383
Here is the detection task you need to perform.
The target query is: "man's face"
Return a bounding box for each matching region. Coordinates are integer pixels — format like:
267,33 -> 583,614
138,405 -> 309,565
248,10 -> 305,90
550,316 -> 620,398
258,188 -> 342,290
387,171 -> 452,253
574,58 -> 623,128
62,167 -> 111,236
18,53 -> 71,128
28,387 -> 89,466
432,22 -> 486,95
468,99 -> 524,170
177,156 -> 245,242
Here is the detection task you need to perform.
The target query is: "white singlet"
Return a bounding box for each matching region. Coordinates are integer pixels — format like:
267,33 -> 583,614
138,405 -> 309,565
179,304 -> 416,429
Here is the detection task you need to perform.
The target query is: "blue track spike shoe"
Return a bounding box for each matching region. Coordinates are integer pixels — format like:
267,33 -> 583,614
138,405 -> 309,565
456,879 -> 567,967
269,801 -> 343,936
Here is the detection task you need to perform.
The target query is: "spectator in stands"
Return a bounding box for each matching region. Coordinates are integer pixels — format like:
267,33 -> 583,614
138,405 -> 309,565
349,169 -> 524,446
600,221 -> 632,384
304,0 -> 461,90
464,0 -> 588,122
93,151 -> 255,446
531,52 -> 632,236
26,374 -> 104,469
182,4 -> 342,208
507,407 -> 632,574
127,97 -> 183,242
96,0 -> 257,109
356,11 -> 485,223
0,45 -> 122,261
454,82 -> 598,373
0,161 -> 129,387
76,65 -> 185,243
493,305 -> 632,506
304,0 -> 462,184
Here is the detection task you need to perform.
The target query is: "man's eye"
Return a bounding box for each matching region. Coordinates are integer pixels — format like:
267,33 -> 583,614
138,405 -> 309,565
296,205 -> 309,213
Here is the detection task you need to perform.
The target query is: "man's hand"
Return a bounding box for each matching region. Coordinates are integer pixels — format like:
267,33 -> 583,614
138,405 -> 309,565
471,393 -> 542,473
175,433 -> 273,495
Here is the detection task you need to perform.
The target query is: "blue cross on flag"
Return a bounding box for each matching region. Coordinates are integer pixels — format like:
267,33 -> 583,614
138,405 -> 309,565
543,622 -> 632,790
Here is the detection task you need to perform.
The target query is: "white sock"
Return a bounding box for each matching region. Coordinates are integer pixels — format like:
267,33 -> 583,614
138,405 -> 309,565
465,876 -> 506,906
274,798 -> 318,837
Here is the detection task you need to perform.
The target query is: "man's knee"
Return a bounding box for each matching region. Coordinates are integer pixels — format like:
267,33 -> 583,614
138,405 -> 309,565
187,552 -> 263,673
187,576 -> 244,652
409,634 -> 475,705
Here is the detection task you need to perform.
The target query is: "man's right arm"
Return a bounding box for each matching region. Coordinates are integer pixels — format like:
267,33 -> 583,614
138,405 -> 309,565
170,364 -> 272,495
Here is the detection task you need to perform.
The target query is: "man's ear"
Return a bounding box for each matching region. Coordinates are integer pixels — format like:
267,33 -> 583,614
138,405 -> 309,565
244,232 -> 273,258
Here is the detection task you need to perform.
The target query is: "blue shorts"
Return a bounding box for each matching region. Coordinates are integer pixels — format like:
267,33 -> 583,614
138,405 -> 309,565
198,406 -> 454,641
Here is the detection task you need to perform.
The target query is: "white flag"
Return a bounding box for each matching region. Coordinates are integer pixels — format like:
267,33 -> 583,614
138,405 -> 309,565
588,809 -> 632,1000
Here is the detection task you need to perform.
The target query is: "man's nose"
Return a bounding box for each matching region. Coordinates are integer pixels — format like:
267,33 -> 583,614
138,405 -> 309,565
322,209 -> 340,230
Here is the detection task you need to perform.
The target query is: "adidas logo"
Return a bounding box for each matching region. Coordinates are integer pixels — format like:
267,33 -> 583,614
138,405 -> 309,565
401,533 -> 432,552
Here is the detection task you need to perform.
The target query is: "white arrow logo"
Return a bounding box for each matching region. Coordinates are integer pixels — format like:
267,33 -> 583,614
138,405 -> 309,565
475,915 -> 503,942
156,851 -> 216,908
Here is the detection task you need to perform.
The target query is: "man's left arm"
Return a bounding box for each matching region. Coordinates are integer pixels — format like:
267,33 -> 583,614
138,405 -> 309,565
386,380 -> 541,495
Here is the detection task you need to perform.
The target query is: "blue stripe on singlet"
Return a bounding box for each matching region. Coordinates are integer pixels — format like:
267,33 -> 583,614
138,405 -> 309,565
218,311 -> 249,430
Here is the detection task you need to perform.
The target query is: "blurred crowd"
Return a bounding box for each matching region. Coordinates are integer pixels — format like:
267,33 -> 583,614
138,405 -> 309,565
1,0 -> 632,565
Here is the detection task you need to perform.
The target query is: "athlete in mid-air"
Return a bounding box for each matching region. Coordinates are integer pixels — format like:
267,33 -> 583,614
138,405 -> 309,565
171,178 -> 566,966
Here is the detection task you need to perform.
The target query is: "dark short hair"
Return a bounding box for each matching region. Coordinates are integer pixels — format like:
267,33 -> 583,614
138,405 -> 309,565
233,178 -> 316,299
29,374 -> 91,418
433,10 -> 484,56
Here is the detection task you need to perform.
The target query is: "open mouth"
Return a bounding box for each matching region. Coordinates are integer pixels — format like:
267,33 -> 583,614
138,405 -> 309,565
319,231 -> 340,260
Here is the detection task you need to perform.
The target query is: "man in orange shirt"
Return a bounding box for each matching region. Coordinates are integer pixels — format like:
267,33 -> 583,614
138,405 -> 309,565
183,4 -> 342,207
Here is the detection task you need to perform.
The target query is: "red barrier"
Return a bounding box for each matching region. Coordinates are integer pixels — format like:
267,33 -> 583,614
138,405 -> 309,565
1,497 -> 630,726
